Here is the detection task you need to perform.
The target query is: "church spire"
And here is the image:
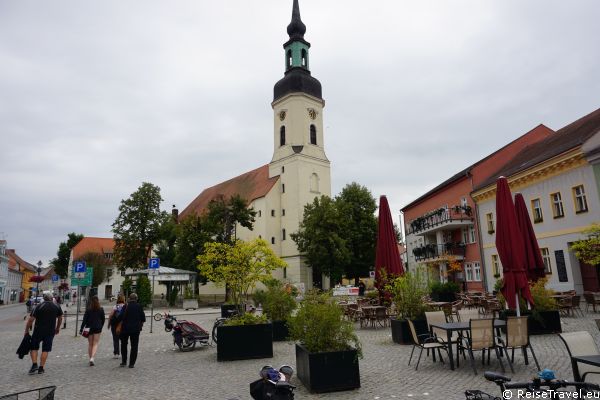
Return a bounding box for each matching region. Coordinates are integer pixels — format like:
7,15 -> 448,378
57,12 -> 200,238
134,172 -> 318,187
273,0 -> 322,102
287,0 -> 306,41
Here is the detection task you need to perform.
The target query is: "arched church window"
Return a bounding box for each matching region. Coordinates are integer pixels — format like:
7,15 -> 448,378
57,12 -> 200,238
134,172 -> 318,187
301,49 -> 307,67
310,173 -> 319,193
280,126 -> 286,146
287,49 -> 292,69
310,124 -> 317,145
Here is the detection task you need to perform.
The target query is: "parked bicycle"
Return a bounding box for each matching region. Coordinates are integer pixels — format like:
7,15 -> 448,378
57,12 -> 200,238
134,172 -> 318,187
465,370 -> 600,399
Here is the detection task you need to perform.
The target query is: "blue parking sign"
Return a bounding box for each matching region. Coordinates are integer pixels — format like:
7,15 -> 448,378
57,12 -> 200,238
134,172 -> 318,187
75,261 -> 86,273
52,274 -> 59,282
148,258 -> 160,269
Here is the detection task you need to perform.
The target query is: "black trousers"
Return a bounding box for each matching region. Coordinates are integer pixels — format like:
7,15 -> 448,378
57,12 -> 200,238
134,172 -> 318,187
110,326 -> 120,355
120,332 -> 140,366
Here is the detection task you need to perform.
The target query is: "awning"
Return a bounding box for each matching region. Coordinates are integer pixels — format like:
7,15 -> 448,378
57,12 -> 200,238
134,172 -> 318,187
125,266 -> 195,282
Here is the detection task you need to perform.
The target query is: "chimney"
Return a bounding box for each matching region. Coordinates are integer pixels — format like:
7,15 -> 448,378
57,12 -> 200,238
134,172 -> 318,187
172,205 -> 179,223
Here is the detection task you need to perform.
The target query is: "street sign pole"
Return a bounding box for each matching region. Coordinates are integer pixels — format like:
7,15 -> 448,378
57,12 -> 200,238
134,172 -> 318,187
73,261 -> 86,337
75,276 -> 80,337
150,274 -> 155,333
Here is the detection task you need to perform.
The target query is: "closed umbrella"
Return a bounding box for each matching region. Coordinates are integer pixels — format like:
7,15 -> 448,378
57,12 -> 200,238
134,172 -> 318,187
514,193 -> 546,282
495,177 -> 534,312
375,195 -> 404,286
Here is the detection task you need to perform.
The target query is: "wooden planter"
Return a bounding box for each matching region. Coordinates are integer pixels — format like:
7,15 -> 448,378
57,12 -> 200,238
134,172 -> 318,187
271,320 -> 289,341
295,343 -> 360,393
182,299 -> 198,310
390,318 -> 428,344
216,323 -> 273,361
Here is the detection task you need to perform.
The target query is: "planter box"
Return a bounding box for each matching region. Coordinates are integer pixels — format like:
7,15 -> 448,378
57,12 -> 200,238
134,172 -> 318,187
182,299 -> 198,310
431,292 -> 456,302
221,304 -> 239,318
390,318 -> 429,345
271,320 -> 289,341
499,310 -> 562,335
295,343 -> 360,393
216,323 -> 273,361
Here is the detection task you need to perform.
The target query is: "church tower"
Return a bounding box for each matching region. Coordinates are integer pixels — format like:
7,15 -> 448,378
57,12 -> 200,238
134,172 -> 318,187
269,0 -> 331,288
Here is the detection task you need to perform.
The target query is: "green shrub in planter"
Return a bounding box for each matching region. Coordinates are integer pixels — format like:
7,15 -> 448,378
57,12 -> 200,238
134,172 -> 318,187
224,313 -> 268,326
289,291 -> 361,355
429,281 -> 460,302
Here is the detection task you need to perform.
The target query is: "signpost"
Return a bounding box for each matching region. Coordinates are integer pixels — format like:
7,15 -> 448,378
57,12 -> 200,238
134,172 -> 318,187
74,261 -> 86,337
148,258 -> 160,333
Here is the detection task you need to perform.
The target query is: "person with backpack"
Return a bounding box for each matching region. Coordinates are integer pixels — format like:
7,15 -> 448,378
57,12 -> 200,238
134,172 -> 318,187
118,293 -> 146,368
107,294 -> 126,358
79,295 -> 105,366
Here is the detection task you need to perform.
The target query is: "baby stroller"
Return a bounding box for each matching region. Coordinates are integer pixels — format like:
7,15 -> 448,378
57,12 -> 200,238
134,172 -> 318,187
250,365 -> 295,400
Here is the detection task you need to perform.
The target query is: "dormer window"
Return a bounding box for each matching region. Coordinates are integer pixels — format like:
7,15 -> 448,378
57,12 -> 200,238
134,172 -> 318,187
280,126 -> 286,146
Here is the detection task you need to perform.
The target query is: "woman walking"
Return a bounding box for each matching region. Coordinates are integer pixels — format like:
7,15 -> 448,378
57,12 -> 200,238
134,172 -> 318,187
107,295 -> 125,358
80,295 -> 105,366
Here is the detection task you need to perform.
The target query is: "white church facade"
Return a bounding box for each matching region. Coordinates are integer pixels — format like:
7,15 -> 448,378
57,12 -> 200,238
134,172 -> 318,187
179,0 -> 331,290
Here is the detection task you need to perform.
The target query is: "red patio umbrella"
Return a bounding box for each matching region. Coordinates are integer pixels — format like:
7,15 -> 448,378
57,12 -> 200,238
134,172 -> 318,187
375,195 -> 404,285
514,193 -> 546,282
495,177 -> 534,310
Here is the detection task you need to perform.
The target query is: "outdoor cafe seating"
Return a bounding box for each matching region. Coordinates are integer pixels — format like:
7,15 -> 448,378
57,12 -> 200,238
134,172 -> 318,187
407,319 -> 448,371
496,316 -> 540,371
462,318 -> 510,375
584,292 -> 600,312
559,331 -> 600,384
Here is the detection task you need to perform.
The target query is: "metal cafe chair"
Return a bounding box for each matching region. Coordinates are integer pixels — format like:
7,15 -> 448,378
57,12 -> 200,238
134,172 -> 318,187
462,318 -> 510,375
407,319 -> 448,371
497,316 -> 540,370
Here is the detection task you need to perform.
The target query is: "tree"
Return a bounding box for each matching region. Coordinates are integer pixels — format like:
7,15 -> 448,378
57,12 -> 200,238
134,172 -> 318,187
291,196 -> 350,284
197,238 -> 286,313
78,251 -> 111,288
571,223 -> 600,266
174,215 -> 213,286
336,183 -> 377,284
112,182 -> 169,271
50,233 -> 84,278
136,275 -> 152,307
204,194 -> 256,244
122,276 -> 133,297
155,216 -> 178,269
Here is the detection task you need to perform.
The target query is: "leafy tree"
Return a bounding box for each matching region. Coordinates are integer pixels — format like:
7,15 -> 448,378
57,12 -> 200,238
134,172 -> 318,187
336,183 -> 377,284
122,276 -> 133,297
78,251 -> 111,288
112,182 -> 169,271
291,196 -> 350,284
197,238 -> 286,314
174,215 -> 214,288
571,223 -> 600,266
50,233 -> 84,278
205,194 -> 256,244
155,216 -> 178,269
136,274 -> 152,307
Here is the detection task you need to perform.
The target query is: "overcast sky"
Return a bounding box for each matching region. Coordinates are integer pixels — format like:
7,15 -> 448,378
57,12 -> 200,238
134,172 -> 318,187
1,0 -> 599,266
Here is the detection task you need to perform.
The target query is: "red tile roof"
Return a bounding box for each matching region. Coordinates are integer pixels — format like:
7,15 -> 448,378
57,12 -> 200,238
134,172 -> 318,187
6,249 -> 38,272
179,164 -> 280,220
72,237 -> 115,260
474,107 -> 600,190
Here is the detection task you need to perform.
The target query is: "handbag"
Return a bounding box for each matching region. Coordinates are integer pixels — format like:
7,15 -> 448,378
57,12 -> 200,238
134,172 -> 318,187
115,321 -> 122,335
82,327 -> 90,338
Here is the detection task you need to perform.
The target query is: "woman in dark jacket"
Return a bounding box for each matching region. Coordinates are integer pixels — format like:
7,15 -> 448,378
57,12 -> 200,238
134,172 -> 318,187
80,295 -> 105,366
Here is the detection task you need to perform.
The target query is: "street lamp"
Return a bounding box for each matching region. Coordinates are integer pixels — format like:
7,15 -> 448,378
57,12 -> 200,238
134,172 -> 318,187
36,260 -> 42,300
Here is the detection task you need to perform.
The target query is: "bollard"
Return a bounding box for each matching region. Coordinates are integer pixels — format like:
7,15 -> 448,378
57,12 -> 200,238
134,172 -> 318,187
63,311 -> 67,329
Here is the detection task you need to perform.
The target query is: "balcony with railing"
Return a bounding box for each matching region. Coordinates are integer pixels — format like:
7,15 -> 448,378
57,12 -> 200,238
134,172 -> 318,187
412,242 -> 466,262
407,205 -> 474,236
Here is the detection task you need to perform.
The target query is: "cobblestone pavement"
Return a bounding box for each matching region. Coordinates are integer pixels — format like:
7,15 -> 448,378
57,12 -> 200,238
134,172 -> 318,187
1,308 -> 598,400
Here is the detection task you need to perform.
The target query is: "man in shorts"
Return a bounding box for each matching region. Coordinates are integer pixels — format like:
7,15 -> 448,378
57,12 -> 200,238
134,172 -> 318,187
24,293 -> 63,374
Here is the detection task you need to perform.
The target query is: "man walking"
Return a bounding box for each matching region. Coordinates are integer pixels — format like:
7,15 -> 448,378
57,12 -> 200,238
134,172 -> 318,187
119,293 -> 145,368
25,293 -> 63,374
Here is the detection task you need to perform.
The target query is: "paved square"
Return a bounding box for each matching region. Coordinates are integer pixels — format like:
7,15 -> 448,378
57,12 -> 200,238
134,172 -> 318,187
1,304 -> 598,400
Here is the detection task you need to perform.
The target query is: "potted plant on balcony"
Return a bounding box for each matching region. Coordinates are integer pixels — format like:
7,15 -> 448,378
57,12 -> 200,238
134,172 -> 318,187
197,238 -> 286,361
257,279 -> 297,341
386,270 -> 430,344
289,291 -> 362,393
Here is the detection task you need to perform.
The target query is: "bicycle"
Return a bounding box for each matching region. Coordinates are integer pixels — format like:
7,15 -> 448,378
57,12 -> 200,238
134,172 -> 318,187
465,370 -> 600,400
211,307 -> 243,344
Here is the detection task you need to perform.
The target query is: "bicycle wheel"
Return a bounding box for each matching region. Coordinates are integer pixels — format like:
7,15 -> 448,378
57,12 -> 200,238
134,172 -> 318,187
178,336 -> 196,352
153,313 -> 163,321
212,318 -> 225,344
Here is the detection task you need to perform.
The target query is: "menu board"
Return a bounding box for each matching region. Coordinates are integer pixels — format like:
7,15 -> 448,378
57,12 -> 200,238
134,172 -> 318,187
554,250 -> 568,283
